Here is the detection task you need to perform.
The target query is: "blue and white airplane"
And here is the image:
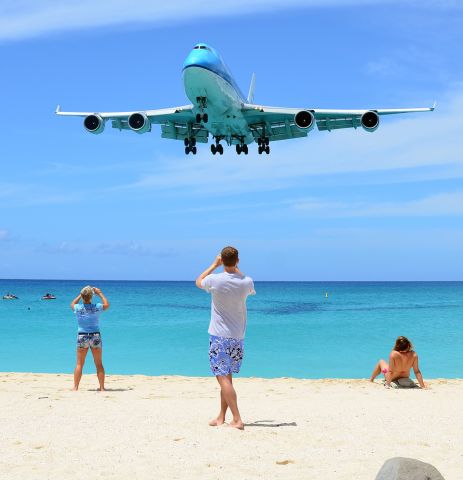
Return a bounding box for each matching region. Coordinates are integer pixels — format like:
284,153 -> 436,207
56,43 -> 435,156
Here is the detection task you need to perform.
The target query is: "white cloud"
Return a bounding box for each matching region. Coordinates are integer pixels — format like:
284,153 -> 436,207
0,0 -> 390,42
292,191 -> 463,217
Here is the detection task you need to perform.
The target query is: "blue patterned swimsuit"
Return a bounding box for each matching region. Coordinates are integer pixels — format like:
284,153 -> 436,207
209,335 -> 244,376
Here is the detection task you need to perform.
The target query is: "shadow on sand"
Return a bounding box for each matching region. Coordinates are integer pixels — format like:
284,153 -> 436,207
87,388 -> 134,392
245,420 -> 297,428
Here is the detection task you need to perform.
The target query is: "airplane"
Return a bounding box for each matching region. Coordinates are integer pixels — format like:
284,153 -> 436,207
56,43 -> 435,156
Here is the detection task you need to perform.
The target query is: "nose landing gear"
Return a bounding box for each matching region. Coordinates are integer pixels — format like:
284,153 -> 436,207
196,97 -> 208,123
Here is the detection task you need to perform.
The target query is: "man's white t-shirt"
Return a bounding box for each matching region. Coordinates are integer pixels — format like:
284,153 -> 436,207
201,272 -> 255,340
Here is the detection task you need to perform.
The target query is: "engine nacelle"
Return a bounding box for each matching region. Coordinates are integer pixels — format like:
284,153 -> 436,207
294,110 -> 315,131
128,112 -> 151,134
360,111 -> 380,132
84,114 -> 105,134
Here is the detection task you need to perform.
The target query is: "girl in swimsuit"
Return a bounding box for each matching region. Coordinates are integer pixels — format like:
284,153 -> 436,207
370,336 -> 427,388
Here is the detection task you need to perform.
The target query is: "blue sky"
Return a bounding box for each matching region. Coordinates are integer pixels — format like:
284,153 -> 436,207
0,1 -> 462,280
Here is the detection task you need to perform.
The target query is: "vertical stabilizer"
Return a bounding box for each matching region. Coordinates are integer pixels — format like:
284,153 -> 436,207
247,73 -> 256,104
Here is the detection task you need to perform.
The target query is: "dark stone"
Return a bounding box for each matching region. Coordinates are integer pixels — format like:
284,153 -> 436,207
375,457 -> 445,480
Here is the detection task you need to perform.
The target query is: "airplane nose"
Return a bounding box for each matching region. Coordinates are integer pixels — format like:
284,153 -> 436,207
183,46 -> 216,71
183,50 -> 197,69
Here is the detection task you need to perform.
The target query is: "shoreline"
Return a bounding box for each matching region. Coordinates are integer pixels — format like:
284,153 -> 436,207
2,373 -> 462,479
2,371 -> 462,381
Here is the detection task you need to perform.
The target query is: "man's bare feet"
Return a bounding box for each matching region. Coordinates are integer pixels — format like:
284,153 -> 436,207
72,386 -> 78,391
209,417 -> 226,426
228,420 -> 245,430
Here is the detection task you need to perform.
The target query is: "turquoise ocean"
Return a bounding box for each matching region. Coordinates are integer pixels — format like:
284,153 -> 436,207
0,280 -> 462,378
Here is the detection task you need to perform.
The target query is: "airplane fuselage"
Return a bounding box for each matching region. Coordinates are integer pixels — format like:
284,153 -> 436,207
182,45 -> 253,143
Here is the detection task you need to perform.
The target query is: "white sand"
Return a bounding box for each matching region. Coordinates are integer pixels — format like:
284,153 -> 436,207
1,373 -> 461,479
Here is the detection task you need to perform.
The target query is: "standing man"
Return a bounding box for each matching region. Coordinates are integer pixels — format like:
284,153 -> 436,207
196,246 -> 255,430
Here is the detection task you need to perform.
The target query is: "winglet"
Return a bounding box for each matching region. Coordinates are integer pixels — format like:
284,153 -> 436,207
55,104 -> 61,114
247,73 -> 256,104
431,101 -> 437,111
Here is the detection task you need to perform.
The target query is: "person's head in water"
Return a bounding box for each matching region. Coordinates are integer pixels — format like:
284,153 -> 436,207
394,336 -> 413,352
80,285 -> 94,303
221,246 -> 239,268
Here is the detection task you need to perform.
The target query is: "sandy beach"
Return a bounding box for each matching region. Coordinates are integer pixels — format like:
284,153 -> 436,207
1,373 -> 461,479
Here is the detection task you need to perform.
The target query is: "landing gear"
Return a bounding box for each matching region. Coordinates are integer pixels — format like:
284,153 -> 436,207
236,143 -> 248,155
184,137 -> 196,147
196,97 -> 208,123
184,137 -> 197,155
196,113 -> 208,123
211,138 -> 223,155
258,145 -> 270,155
257,137 -> 270,154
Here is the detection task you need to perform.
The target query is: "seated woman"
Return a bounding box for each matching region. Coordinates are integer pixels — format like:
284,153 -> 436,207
370,336 -> 427,388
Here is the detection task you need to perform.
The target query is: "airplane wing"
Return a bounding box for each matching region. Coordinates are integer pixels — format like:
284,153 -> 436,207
241,103 -> 436,141
55,105 -> 209,143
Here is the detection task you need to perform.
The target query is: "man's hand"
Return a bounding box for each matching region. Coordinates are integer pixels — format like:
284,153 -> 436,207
213,255 -> 223,267
93,287 -> 102,295
196,255 -> 223,289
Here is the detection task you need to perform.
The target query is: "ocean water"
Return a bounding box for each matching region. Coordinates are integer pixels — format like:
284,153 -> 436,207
0,280 -> 462,378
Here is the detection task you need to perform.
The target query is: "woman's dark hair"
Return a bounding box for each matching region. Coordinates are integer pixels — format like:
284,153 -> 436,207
394,336 -> 413,352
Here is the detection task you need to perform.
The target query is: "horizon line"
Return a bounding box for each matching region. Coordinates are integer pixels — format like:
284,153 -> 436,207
1,278 -> 463,283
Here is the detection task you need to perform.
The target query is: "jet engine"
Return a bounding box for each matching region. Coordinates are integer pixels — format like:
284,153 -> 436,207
294,110 -> 315,131
128,112 -> 151,134
360,111 -> 380,132
84,114 -> 105,134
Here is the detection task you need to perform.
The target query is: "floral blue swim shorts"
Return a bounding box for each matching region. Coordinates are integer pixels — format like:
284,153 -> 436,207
209,335 -> 244,376
77,332 -> 102,349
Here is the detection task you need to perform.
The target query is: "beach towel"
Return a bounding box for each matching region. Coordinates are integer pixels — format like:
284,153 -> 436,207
383,378 -> 419,389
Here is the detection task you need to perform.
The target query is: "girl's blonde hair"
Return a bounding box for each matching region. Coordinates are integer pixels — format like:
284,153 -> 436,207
80,285 -> 93,303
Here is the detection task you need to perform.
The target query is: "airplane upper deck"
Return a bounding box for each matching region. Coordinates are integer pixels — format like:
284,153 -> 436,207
182,44 -> 246,102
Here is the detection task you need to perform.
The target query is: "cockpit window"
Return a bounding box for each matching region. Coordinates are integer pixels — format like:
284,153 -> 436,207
194,45 -> 209,50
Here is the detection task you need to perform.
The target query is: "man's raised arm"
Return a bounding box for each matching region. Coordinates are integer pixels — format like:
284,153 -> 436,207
195,255 -> 222,289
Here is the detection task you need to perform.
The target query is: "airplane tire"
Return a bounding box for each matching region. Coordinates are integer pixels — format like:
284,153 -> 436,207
196,113 -> 201,123
236,144 -> 241,154
218,144 -> 224,155
203,113 -> 208,123
265,146 -> 270,154
191,137 -> 196,146
265,137 -> 270,146
258,146 -> 263,155
243,145 -> 248,154
211,144 -> 216,154
184,138 -> 189,147
257,138 -> 262,146
185,146 -> 190,155
192,146 -> 197,155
